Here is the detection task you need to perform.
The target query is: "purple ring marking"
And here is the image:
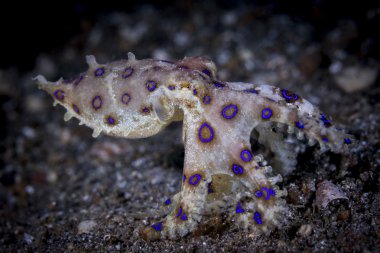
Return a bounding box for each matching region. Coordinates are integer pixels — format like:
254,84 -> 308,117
254,211 -> 263,225
122,67 -> 133,78
164,198 -> 171,205
188,174 -> 202,186
235,202 -> 245,214
240,149 -> 252,162
54,89 -> 65,101
202,69 -> 211,77
295,121 -> 304,129
180,213 -> 188,221
121,93 -> 131,105
146,80 -> 157,92
255,190 -> 263,198
320,114 -> 332,127
142,107 -> 150,113
198,123 -> 214,143
106,116 -> 116,125
266,188 -> 276,200
151,222 -> 163,231
322,137 -> 329,143
281,89 -> 299,102
244,88 -> 258,94
344,138 -> 352,144
94,67 -> 105,77
168,85 -> 175,90
74,75 -> 83,86
176,207 -> 183,217
222,104 -> 238,119
92,96 -> 102,109
232,164 -> 244,175
193,89 -> 198,95
261,108 -> 273,119
203,95 -> 211,104
213,81 -> 224,88
183,175 -> 186,181
207,182 -> 214,193
72,104 -> 80,114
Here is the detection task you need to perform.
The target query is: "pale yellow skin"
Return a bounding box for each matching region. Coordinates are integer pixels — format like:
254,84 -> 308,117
35,53 -> 353,240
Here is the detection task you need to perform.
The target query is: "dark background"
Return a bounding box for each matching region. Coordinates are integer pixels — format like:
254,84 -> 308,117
0,1 -> 379,252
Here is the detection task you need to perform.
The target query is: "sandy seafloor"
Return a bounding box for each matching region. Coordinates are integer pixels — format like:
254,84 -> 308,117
0,1 -> 379,252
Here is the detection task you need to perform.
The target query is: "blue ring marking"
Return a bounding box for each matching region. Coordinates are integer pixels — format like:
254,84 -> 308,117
72,104 -> 80,114
232,164 -> 244,175
198,123 -> 214,143
168,85 -> 175,90
94,67 -> 105,77
202,69 -> 211,77
54,90 -> 65,101
107,116 -> 116,125
188,174 -> 202,186
164,198 -> 171,205
74,75 -> 83,86
281,89 -> 299,102
180,213 -> 188,221
261,108 -> 273,119
235,202 -> 245,214
295,121 -> 305,129
193,89 -> 198,95
146,80 -> 157,92
183,175 -> 186,182
254,212 -> 263,225
255,190 -> 263,198
222,104 -> 238,119
207,182 -> 214,193
122,67 -> 133,78
244,88 -> 258,94
320,114 -> 332,127
151,222 -> 163,231
176,207 -> 183,217
240,149 -> 252,162
92,96 -> 102,109
262,187 -> 276,200
121,93 -> 131,105
267,188 -> 276,200
344,138 -> 352,144
203,95 -> 211,104
213,81 -> 224,88
142,107 -> 150,113
322,137 -> 329,143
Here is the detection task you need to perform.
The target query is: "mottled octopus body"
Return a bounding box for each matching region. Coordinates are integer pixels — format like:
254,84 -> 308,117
35,53 -> 353,240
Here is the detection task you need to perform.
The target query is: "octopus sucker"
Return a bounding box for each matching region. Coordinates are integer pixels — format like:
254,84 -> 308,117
36,53 -> 354,240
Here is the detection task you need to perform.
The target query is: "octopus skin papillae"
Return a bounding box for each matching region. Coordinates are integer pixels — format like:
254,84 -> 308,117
35,52 -> 353,240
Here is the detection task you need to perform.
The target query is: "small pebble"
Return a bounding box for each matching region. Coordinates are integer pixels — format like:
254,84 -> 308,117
316,180 -> 348,209
333,66 -> 378,93
297,224 -> 313,237
77,220 -> 98,234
